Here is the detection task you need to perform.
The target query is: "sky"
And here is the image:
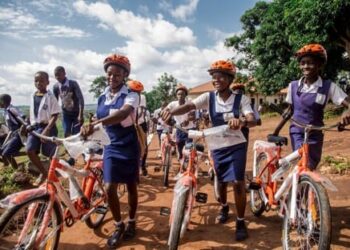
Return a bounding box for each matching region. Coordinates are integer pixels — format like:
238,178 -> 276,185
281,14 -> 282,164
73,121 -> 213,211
0,0 -> 263,105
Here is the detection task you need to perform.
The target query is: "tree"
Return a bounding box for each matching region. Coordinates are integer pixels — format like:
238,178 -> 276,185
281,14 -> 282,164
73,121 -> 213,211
89,76 -> 107,99
225,0 -> 350,95
145,73 -> 178,113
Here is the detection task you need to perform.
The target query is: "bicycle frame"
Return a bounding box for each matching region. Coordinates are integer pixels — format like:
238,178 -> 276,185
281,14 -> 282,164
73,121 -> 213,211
1,133 -> 106,249
160,130 -> 174,164
253,126 -> 338,223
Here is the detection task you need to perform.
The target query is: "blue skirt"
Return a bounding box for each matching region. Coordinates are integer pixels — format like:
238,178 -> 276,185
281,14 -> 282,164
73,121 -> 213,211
211,142 -> 247,182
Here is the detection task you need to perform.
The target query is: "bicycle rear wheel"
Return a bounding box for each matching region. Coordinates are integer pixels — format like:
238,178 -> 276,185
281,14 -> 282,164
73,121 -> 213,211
282,175 -> 331,250
250,152 -> 267,217
163,146 -> 171,187
85,176 -> 108,229
168,189 -> 189,250
0,194 -> 61,250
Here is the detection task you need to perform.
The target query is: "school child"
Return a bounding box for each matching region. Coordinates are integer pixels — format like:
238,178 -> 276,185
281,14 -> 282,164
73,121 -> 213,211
166,84 -> 196,160
53,66 -> 84,137
26,71 -> 61,186
286,43 -> 350,169
162,60 -> 256,241
0,94 -> 24,169
81,54 -> 140,248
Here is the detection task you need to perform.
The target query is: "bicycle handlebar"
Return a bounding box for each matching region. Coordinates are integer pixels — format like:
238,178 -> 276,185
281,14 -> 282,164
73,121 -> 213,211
269,103 -> 346,132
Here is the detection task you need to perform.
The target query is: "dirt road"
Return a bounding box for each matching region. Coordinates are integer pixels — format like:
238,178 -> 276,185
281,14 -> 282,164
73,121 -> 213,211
58,116 -> 350,249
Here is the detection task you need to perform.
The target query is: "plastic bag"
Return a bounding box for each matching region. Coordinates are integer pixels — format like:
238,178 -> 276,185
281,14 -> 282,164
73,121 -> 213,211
203,125 -> 246,150
63,123 -> 110,159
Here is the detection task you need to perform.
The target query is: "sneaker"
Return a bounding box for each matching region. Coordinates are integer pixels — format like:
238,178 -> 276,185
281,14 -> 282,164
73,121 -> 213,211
107,222 -> 125,249
235,219 -> 248,241
33,174 -> 46,186
123,221 -> 136,241
216,205 -> 229,224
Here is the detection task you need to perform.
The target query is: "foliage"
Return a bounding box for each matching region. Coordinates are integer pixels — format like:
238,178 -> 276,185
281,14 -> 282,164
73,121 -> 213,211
145,73 -> 178,113
321,155 -> 350,175
225,0 -> 350,95
89,76 -> 107,99
0,167 -> 21,198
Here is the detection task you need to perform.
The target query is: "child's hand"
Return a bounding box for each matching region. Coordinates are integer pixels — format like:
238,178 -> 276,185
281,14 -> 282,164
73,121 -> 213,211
341,110 -> 350,126
80,123 -> 94,139
161,108 -> 172,123
181,120 -> 189,127
40,128 -> 50,143
228,118 -> 241,130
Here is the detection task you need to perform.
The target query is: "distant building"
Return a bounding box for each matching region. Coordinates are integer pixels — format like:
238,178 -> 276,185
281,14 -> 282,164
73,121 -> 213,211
188,81 -> 286,111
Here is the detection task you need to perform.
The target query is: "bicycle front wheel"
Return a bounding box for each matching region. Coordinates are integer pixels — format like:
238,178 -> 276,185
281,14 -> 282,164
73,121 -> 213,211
168,189 -> 189,250
282,175 -> 331,250
0,194 -> 61,250
163,146 -> 171,187
250,152 -> 267,217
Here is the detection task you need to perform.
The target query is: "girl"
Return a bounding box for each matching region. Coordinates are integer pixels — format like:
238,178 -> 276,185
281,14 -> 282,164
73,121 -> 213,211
162,60 -> 256,241
286,44 -> 350,169
81,54 -> 140,248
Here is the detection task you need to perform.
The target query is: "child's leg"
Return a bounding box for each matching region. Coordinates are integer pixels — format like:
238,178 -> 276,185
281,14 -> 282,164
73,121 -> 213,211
26,130 -> 48,177
62,113 -> 73,137
233,181 -> 246,218
2,133 -> 23,169
126,182 -> 138,220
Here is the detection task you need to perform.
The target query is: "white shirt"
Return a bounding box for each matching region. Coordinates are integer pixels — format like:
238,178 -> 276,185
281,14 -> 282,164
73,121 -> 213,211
192,91 -> 254,119
285,76 -> 347,106
30,90 -> 61,125
167,99 -> 195,129
102,85 -> 139,127
153,108 -> 166,130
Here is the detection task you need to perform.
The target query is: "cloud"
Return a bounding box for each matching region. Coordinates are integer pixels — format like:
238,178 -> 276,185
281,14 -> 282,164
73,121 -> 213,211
0,5 -> 88,39
170,0 -> 199,22
73,0 -> 196,48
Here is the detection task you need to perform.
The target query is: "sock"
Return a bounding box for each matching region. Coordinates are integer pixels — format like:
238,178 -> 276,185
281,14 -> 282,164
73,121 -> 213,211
128,218 -> 136,223
237,217 -> 245,221
221,203 -> 228,207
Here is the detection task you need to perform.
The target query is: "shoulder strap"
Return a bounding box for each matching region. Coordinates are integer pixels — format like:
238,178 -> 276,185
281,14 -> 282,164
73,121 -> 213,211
232,93 -> 242,118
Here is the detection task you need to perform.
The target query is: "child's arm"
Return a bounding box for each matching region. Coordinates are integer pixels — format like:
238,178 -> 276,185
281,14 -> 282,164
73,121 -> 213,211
73,81 -> 85,124
340,96 -> 350,125
42,114 -> 58,136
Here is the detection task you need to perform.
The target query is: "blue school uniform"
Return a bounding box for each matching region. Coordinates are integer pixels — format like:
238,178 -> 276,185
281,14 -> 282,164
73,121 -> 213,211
290,79 -> 331,169
208,92 -> 248,182
1,105 -> 23,157
97,90 -> 140,184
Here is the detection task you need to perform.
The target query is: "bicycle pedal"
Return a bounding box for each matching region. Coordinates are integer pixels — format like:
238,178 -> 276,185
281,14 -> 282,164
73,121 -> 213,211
160,206 -> 171,216
195,192 -> 208,203
248,181 -> 261,190
95,205 -> 108,214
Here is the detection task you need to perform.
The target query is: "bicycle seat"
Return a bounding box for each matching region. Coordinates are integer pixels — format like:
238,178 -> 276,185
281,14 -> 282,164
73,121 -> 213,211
185,142 -> 205,152
267,134 -> 288,146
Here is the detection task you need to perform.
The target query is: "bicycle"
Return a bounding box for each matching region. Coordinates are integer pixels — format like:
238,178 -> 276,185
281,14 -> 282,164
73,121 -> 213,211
162,125 -> 211,250
0,125 -> 110,250
158,128 -> 176,187
248,104 -> 346,249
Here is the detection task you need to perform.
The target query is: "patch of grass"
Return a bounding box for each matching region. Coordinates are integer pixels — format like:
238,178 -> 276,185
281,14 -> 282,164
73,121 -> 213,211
0,167 -> 21,197
321,155 -> 350,175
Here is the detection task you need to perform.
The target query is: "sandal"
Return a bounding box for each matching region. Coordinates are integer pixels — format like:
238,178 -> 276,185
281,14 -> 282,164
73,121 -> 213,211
123,221 -> 136,240
107,222 -> 125,249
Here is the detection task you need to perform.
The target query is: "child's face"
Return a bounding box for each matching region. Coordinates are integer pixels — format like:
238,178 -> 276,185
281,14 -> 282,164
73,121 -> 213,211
176,90 -> 186,102
299,55 -> 321,80
106,65 -> 127,91
211,72 -> 231,92
34,73 -> 49,92
54,70 -> 66,83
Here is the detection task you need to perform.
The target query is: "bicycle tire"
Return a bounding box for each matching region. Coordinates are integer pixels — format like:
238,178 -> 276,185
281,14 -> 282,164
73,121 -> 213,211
282,175 -> 331,250
85,177 -> 108,229
250,152 -> 267,217
163,146 -> 171,187
0,194 -> 61,250
168,189 -> 189,250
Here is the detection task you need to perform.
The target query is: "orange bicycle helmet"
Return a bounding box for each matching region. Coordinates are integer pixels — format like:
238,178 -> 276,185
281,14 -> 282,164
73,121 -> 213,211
128,80 -> 144,92
295,44 -> 327,62
208,60 -> 236,76
103,54 -> 131,76
231,83 -> 245,90
175,84 -> 188,95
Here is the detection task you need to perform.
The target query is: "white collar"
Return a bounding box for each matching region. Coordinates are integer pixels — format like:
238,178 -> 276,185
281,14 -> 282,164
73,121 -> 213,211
103,85 -> 128,105
298,76 -> 322,87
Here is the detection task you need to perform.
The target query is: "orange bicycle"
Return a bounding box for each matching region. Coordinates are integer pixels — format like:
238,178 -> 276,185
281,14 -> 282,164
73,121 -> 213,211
248,104 -> 347,249
0,125 -> 110,250
159,128 -> 176,187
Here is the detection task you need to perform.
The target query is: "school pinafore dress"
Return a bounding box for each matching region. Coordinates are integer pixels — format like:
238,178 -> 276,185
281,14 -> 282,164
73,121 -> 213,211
208,92 -> 248,182
96,92 -> 140,184
290,79 -> 331,169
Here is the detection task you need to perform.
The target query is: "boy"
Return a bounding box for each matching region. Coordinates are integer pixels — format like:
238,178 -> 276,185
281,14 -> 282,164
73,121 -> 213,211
26,71 -> 61,185
0,94 -> 24,169
286,43 -> 350,169
53,66 -> 84,137
162,60 -> 256,241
